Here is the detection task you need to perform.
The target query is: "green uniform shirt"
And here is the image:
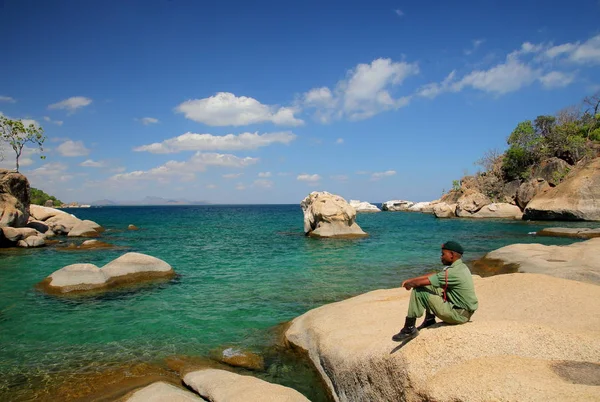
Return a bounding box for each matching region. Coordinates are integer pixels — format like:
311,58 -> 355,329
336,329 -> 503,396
428,259 -> 478,312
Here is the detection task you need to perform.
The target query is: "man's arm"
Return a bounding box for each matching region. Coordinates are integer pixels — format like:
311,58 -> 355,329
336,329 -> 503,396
401,274 -> 432,290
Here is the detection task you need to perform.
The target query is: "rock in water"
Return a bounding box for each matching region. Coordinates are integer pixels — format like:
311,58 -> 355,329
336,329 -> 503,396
524,157 -> 600,221
349,200 -> 381,213
125,381 -> 202,402
300,192 -> 367,238
381,200 -> 414,211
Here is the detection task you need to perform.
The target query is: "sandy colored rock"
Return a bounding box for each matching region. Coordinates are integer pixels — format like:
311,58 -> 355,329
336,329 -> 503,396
537,227 -> 600,239
433,202 -> 456,218
184,369 -> 310,402
68,220 -> 102,237
533,157 -> 572,186
18,235 -> 45,248
1,226 -> 38,241
381,200 -> 414,211
285,274 -> 600,402
524,157 -> 600,221
407,201 -> 437,213
349,200 -> 380,213
516,178 -> 551,209
0,169 -> 30,227
37,252 -> 175,295
214,347 -> 265,370
29,204 -> 70,221
300,192 -> 367,238
128,224 -> 139,230
481,237 -> 600,284
125,381 -> 203,402
462,203 -> 523,219
455,189 -> 491,215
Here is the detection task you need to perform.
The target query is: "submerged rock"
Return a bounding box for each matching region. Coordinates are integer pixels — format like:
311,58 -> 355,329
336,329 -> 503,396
184,369 -> 310,402
37,252 -> 175,295
285,273 -> 600,402
300,192 -> 367,238
213,347 -> 265,371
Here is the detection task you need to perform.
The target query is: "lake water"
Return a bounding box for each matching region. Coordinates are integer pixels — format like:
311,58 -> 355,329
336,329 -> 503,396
0,205 -> 594,400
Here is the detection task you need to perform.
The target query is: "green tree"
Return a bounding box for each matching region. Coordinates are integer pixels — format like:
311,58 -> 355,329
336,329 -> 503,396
0,116 -> 46,172
30,187 -> 62,206
503,121 -> 541,180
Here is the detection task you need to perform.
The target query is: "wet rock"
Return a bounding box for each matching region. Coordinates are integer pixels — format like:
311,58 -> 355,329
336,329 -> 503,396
536,227 -> 600,239
125,381 -> 202,402
214,347 -> 265,371
128,224 -> 139,230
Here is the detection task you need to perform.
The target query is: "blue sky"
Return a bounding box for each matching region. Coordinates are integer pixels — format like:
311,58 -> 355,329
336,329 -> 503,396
1,0 -> 599,204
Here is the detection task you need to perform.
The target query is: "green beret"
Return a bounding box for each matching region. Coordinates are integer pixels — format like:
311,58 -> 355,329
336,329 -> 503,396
442,241 -> 464,255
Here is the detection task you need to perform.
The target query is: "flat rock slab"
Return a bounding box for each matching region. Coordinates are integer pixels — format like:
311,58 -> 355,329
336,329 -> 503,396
124,381 -> 202,402
183,369 -> 310,402
37,252 -> 175,295
482,238 -> 600,284
285,273 -> 600,402
537,227 -> 600,239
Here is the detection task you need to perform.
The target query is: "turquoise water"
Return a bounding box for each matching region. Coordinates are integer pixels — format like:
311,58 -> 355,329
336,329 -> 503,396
0,205 -> 596,400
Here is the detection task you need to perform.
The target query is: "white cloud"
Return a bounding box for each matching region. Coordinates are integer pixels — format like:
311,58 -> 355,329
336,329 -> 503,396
253,179 -> 273,188
134,131 -> 296,154
26,162 -> 72,183
258,171 -> 272,177
297,173 -> 321,182
464,39 -> 485,55
110,152 -> 258,184
175,92 -> 304,126
455,57 -> 540,94
303,58 -> 419,122
0,146 -> 40,169
235,183 -> 246,191
43,116 -> 64,126
394,9 -> 404,17
80,159 -> 107,168
0,112 -> 40,128
138,117 -> 159,125
544,34 -> 600,64
0,96 -> 16,103
539,71 -> 576,89
335,138 -> 344,144
223,173 -> 243,179
330,175 -> 348,181
57,140 -> 90,157
371,170 -> 396,180
48,96 -> 92,113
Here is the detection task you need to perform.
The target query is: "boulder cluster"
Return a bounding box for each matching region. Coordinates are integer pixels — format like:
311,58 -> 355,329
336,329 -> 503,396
301,192 -> 367,238
0,170 -> 103,248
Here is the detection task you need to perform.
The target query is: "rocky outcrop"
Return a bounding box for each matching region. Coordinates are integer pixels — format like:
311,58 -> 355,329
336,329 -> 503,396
300,192 -> 367,238
536,227 -> 600,239
183,369 -> 310,402
0,169 -> 30,227
533,157 -> 572,186
37,252 -> 175,295
349,200 -> 380,213
459,203 -> 523,219
407,201 -> 437,213
433,202 -> 456,218
125,381 -> 202,402
285,273 -> 600,402
524,157 -> 600,221
477,238 -> 600,284
29,205 -> 103,237
455,189 -> 491,215
516,178 -> 551,209
381,200 -> 414,211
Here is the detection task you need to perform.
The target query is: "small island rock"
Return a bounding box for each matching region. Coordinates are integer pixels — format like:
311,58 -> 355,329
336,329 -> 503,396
536,227 -> 600,239
349,200 -> 381,213
300,192 -> 367,238
381,200 -> 414,211
214,347 -> 265,371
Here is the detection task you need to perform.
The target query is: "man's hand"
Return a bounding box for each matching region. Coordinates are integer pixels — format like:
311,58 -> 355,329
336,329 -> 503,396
401,274 -> 432,290
402,280 -> 413,290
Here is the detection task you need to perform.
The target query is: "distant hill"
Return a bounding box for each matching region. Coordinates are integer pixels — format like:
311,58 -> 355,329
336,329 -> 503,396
91,197 -> 209,206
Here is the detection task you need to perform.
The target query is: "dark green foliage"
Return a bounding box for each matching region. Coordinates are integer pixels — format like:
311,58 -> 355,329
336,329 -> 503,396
502,146 -> 535,181
30,187 -> 62,206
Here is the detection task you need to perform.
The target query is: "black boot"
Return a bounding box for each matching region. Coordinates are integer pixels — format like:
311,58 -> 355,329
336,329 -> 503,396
392,317 -> 419,342
418,311 -> 436,329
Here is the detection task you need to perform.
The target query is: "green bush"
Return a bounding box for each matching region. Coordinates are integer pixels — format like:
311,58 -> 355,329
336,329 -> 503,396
502,146 -> 536,181
30,187 -> 62,206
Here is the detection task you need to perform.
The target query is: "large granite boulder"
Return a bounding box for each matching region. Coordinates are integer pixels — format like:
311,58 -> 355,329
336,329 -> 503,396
183,369 -> 310,402
476,238 -> 600,285
516,178 -> 551,209
460,203 -> 523,219
455,189 -> 491,215
433,202 -> 456,218
285,273 -> 600,402
524,157 -> 600,221
349,200 -> 381,213
29,205 -> 103,236
381,200 -> 414,211
0,226 -> 45,247
500,179 -> 521,204
0,169 -> 30,227
300,192 -> 367,238
125,381 -> 202,402
407,201 -> 438,213
37,252 -> 175,295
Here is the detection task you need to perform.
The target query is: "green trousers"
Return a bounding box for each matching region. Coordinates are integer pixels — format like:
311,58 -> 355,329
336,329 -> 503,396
407,286 -> 470,324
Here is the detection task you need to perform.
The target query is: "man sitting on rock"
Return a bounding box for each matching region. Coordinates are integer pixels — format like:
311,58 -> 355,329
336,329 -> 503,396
392,241 -> 478,342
